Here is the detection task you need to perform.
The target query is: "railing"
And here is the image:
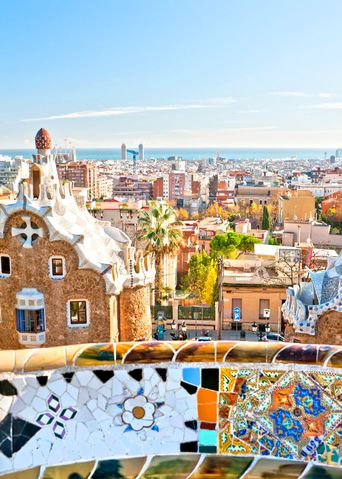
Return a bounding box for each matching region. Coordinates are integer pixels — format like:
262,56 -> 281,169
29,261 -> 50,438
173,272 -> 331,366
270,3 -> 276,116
151,305 -> 173,319
17,331 -> 46,347
178,305 -> 215,321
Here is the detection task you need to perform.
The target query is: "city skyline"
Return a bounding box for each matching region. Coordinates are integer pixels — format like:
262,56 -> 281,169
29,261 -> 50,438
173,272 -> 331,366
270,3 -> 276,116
1,0 -> 342,148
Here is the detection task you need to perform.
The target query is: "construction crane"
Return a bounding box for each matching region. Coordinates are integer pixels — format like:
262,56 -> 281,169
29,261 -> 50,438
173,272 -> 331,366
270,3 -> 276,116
127,149 -> 139,174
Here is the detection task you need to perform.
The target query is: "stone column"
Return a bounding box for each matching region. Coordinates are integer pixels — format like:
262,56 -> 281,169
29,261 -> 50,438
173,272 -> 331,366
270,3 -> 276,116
119,285 -> 152,341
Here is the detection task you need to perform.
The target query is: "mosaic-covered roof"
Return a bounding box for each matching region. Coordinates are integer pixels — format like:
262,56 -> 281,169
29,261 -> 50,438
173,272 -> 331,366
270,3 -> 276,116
309,250 -> 342,305
0,130 -> 155,294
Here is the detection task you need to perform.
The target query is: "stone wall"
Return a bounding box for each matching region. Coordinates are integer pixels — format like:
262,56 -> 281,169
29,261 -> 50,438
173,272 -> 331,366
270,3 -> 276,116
0,211 -> 111,348
285,310 -> 342,345
0,341 -> 341,477
119,285 -> 152,341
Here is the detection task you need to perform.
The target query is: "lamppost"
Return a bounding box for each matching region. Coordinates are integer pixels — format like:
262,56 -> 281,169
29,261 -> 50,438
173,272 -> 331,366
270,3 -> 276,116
252,321 -> 270,341
170,320 -> 188,340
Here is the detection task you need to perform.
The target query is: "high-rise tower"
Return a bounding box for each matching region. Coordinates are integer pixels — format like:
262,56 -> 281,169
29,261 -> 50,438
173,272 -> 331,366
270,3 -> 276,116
139,143 -> 144,161
121,143 -> 127,161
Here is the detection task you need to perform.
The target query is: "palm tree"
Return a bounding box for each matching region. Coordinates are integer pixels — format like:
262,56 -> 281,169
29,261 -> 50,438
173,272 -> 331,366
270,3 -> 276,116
137,200 -> 184,303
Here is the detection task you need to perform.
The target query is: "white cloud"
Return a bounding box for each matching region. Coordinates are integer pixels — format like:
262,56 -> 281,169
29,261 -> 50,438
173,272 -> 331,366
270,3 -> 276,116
21,98 -> 235,122
310,102 -> 342,110
270,91 -> 306,97
172,126 -> 274,135
238,109 -> 261,113
205,96 -> 236,104
318,93 -> 334,98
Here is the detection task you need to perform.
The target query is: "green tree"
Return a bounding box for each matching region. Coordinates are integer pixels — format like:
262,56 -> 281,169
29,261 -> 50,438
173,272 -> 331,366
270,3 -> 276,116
186,251 -> 218,304
137,200 -> 183,303
210,232 -> 241,258
268,236 -> 280,245
262,205 -> 271,230
239,234 -> 262,252
210,231 -> 261,258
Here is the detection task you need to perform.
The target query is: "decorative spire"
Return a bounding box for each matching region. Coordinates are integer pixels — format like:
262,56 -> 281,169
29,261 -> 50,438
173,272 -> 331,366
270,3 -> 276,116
35,128 -> 52,150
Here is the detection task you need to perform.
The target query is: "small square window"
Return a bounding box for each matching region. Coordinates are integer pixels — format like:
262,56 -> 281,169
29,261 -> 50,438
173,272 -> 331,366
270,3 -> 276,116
52,258 -> 63,276
68,300 -> 89,327
49,257 -> 65,279
0,255 -> 11,276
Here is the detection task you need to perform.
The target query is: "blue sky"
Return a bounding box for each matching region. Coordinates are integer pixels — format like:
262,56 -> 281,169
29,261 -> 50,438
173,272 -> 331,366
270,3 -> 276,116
1,0 -> 342,148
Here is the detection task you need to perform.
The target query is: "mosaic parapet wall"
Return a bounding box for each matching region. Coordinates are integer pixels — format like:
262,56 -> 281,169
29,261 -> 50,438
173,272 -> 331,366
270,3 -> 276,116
0,341 -> 341,478
282,284 -> 342,336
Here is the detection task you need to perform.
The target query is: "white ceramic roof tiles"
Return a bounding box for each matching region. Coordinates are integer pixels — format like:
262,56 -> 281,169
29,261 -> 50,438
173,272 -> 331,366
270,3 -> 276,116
1,158 -> 155,294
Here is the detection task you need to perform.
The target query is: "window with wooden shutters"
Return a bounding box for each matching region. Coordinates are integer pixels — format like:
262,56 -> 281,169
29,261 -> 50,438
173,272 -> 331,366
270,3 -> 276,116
68,300 -> 89,326
49,256 -> 65,279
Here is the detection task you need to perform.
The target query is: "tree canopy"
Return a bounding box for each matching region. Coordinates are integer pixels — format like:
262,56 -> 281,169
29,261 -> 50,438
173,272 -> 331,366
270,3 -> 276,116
210,231 -> 261,258
138,200 -> 183,303
262,205 -> 271,230
184,250 -> 218,305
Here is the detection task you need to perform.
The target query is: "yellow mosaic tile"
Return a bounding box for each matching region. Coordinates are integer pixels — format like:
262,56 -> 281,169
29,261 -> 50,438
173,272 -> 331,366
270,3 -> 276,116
115,342 -> 136,363
124,341 -> 175,363
93,457 -> 147,478
14,349 -> 35,373
24,346 -> 67,372
190,455 -> 252,479
220,368 -> 239,392
141,455 -> 200,478
165,341 -> 187,352
0,350 -> 15,373
0,468 -> 40,479
65,343 -> 91,365
74,343 -> 114,367
175,341 -> 215,362
42,461 -> 95,478
224,342 -> 285,363
216,341 -> 238,362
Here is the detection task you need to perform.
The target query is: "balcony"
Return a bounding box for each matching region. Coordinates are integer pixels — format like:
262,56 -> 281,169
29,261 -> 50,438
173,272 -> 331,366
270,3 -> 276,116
18,331 -> 46,347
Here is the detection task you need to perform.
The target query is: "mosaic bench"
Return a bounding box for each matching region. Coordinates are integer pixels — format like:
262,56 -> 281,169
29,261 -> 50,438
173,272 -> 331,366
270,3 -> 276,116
0,340 -> 341,478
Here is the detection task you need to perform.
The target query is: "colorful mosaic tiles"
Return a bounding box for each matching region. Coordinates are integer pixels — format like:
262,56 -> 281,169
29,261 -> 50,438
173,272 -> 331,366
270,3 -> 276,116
0,341 -> 341,476
0,456 -> 341,478
0,341 -> 341,373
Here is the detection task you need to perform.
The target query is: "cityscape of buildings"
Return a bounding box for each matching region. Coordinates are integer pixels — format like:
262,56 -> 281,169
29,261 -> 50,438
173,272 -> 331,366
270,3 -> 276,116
1,128 -> 341,347
1,1 -> 342,476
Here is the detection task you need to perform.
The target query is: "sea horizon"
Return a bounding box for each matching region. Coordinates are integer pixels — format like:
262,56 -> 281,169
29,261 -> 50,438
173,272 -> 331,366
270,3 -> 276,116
0,146 -> 338,161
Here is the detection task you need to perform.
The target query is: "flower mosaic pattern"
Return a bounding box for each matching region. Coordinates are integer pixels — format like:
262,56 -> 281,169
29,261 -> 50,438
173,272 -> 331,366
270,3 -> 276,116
121,390 -> 157,432
36,393 -> 77,439
0,353 -> 341,475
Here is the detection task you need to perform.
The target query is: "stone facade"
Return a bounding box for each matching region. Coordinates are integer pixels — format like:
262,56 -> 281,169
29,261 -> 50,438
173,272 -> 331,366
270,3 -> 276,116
0,129 -> 155,349
0,211 -> 112,348
119,286 -> 152,341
